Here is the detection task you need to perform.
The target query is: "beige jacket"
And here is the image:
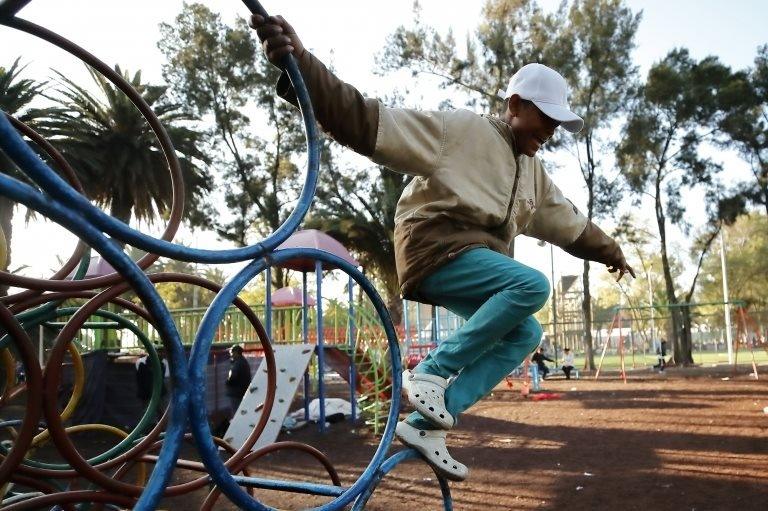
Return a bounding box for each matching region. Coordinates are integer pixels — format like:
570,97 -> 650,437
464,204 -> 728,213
277,51 -> 623,300
373,107 -> 589,297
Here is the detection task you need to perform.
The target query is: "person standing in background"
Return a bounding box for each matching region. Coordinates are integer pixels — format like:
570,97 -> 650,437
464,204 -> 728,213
654,338 -> 667,372
225,345 -> 251,417
531,346 -> 554,379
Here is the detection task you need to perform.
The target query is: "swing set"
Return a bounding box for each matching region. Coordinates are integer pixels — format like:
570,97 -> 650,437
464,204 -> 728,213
594,300 -> 761,382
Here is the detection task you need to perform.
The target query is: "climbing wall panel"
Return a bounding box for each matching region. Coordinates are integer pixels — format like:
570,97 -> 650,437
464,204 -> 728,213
224,343 -> 314,451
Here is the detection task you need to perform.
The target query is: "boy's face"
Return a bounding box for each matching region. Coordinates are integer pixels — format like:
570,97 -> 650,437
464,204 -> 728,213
504,95 -> 560,157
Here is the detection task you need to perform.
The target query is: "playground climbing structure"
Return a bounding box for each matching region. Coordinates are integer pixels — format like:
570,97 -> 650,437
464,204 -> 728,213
0,0 -> 453,509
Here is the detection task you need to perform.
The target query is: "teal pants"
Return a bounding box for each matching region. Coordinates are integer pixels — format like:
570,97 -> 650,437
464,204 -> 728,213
407,248 -> 549,430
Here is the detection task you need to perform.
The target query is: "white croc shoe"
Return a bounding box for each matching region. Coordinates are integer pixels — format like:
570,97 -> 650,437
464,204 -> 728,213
402,369 -> 454,429
395,421 -> 468,481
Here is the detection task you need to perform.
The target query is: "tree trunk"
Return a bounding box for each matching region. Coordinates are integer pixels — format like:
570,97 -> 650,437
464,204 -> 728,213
582,259 -> 595,370
678,226 -> 720,366
109,201 -> 133,251
652,171 -> 692,364
657,212 -> 687,364
386,292 -> 403,328
680,304 -> 695,364
660,246 -> 684,362
0,197 -> 14,297
272,267 -> 287,290
582,172 -> 596,371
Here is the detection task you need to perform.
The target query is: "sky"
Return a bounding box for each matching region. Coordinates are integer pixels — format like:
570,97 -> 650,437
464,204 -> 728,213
1,0 -> 767,300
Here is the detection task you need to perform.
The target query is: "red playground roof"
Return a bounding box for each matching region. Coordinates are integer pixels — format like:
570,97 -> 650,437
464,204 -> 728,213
271,286 -> 316,307
275,229 -> 359,271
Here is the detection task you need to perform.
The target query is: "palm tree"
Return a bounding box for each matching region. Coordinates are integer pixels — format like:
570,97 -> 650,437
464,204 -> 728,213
0,58 -> 46,292
0,58 -> 43,117
36,66 -> 213,228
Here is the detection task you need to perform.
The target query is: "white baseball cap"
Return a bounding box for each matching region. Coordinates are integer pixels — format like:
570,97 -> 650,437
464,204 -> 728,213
497,63 -> 584,133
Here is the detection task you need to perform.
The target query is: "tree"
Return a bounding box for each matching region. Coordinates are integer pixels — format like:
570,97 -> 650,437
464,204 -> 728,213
605,216 -> 677,348
698,213 -> 768,310
616,49 -> 740,364
158,2 -> 305,289
596,214 -> 740,366
673,192 -> 747,358
719,45 -> 768,216
152,260 -> 227,310
675,228 -> 725,358
545,0 -> 641,369
0,58 -> 46,292
377,0 -> 565,112
36,66 -> 212,228
616,221 -> 665,290
123,245 -> 229,310
378,0 -> 641,368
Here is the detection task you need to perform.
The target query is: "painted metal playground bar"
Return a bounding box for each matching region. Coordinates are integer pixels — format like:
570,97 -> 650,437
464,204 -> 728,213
0,0 -> 455,508
1,0 -> 766,508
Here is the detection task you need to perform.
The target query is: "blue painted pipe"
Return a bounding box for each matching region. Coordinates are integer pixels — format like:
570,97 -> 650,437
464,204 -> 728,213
265,265 -> 272,340
0,0 -> 32,18
0,47 -> 319,266
232,476 -> 346,497
347,276 -> 357,421
187,248 -> 402,511
351,449 -> 453,511
315,259 -> 326,432
302,271 -> 311,421
0,167 -> 189,511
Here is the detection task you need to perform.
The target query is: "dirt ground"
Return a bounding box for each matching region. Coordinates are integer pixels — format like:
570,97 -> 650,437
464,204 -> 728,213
152,365 -> 768,511
9,366 -> 768,510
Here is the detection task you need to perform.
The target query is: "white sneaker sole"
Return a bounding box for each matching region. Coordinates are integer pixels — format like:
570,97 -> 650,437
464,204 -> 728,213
395,421 -> 468,481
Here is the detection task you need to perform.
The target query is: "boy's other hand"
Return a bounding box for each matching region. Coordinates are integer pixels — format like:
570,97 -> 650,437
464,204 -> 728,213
250,14 -> 305,67
607,250 -> 636,282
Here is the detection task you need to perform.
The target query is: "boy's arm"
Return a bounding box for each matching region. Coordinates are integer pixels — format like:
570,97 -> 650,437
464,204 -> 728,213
564,222 -> 635,280
253,14 -> 378,156
526,162 -> 635,280
524,165 -> 589,248
251,15 -> 446,177
252,15 -> 443,178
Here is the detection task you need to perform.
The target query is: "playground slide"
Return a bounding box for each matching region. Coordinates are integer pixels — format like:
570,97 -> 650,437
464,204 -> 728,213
323,346 -> 361,389
323,346 -> 391,399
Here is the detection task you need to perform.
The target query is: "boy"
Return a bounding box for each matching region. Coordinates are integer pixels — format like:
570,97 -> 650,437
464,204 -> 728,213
252,15 -> 634,481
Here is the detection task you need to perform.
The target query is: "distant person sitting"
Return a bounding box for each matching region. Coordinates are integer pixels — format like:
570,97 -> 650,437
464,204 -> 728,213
531,346 -> 554,379
562,348 -> 575,380
225,345 -> 252,417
